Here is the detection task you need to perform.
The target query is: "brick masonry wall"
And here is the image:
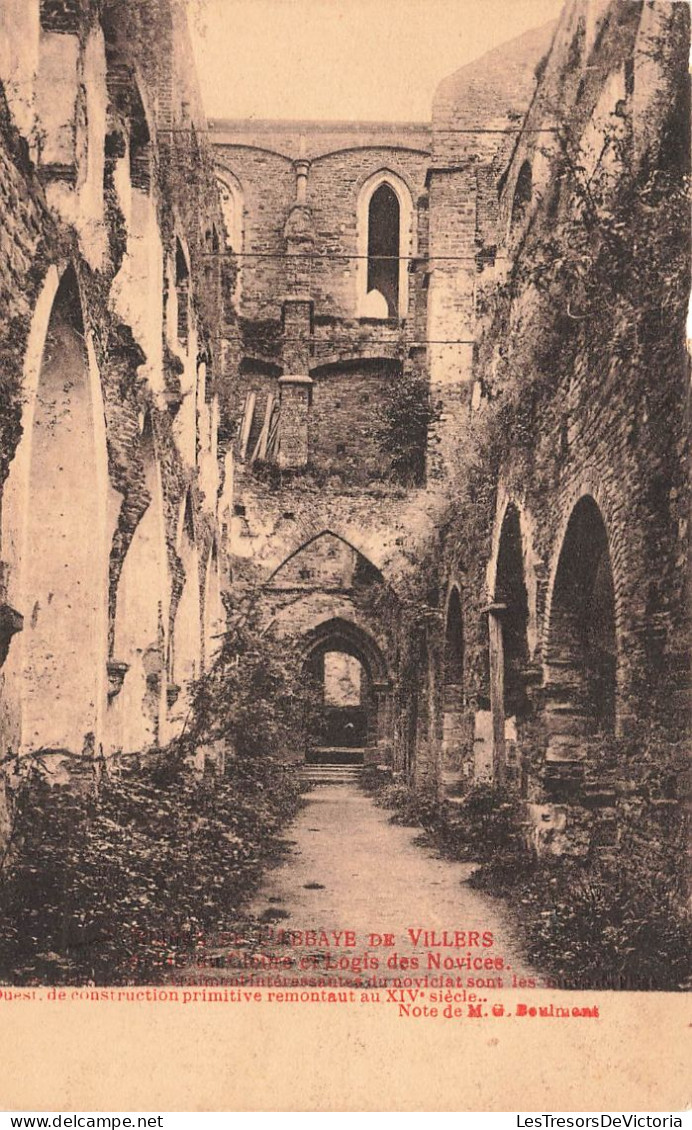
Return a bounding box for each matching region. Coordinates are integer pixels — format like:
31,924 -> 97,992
307,146 -> 429,317
215,145 -> 294,324
216,124 -> 435,592
0,83 -> 56,763
215,135 -> 429,325
0,88 -> 52,490
308,361 -> 399,482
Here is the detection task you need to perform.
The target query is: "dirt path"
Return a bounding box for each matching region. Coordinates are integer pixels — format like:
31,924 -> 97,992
197,784 -> 537,990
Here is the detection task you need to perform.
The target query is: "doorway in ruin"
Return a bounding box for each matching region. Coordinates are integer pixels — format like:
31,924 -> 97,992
441,586 -> 466,791
302,619 -> 389,766
489,504 -> 530,786
544,496 -> 617,760
18,268 -> 109,752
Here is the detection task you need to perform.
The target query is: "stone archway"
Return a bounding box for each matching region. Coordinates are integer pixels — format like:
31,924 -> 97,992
6,267 -> 109,754
301,618 -> 390,766
544,496 -> 617,762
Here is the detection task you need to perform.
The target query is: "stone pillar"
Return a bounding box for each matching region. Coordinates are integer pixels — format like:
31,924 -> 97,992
277,372 -> 313,469
485,602 -> 507,787
283,161 -> 314,298
473,704 -> 493,782
426,165 -> 477,483
294,159 -> 310,206
441,682 -> 466,790
279,158 -> 316,470
372,681 -> 392,765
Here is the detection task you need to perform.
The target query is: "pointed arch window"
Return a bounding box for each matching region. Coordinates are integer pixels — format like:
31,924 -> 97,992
216,171 -> 243,303
357,171 -> 413,320
367,184 -> 400,316
216,173 -> 243,255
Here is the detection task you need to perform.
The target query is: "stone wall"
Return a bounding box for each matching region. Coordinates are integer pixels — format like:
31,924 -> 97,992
403,0 -> 691,852
213,121 -> 438,724
0,0 -> 232,780
214,122 -> 430,478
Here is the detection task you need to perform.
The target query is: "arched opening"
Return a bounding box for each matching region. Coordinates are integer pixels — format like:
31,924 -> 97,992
128,85 -> 151,193
357,172 -> 412,320
111,413 -> 168,753
302,618 -> 388,766
490,504 -> 530,786
103,40 -> 153,206
305,650 -> 368,762
217,175 -> 242,254
367,183 -> 400,317
495,506 -> 530,717
196,355 -> 220,501
216,172 -> 243,304
511,160 -> 533,226
545,496 -> 617,760
20,267 -> 108,752
441,586 -> 467,791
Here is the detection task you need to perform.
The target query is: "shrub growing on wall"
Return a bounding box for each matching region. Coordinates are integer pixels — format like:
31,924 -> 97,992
375,370 -> 441,486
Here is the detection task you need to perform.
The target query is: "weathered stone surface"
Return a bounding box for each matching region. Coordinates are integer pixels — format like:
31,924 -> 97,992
0,0 -> 230,766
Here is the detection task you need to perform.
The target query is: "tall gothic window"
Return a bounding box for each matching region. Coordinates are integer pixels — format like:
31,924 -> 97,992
367,184 -> 400,318
357,172 -> 412,320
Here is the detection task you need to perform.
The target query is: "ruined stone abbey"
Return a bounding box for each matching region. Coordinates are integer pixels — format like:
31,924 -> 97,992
0,0 -> 688,855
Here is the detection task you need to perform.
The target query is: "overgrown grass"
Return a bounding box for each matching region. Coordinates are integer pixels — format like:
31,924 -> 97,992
0,611 -> 306,985
470,823 -> 691,991
366,773 -> 691,991
372,779 -> 523,863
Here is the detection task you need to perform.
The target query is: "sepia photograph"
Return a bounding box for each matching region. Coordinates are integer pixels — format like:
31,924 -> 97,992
0,0 -> 689,1113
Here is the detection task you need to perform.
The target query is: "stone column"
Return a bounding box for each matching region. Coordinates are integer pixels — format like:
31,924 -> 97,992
485,602 -> 507,787
372,681 -> 392,766
441,682 -> 466,791
277,372 -> 313,469
278,159 -> 316,470
294,158 -> 310,206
